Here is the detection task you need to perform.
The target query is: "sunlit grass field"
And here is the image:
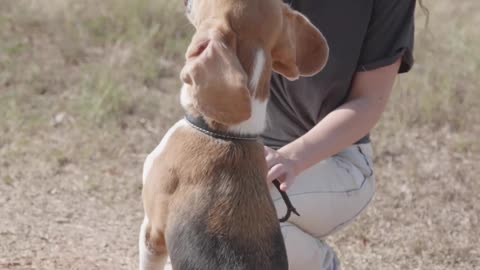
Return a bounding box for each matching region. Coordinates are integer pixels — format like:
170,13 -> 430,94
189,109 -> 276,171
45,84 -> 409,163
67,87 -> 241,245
1,0 -> 479,269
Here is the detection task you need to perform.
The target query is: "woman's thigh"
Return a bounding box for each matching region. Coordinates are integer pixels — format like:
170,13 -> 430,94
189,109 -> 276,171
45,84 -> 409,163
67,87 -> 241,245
270,143 -> 376,238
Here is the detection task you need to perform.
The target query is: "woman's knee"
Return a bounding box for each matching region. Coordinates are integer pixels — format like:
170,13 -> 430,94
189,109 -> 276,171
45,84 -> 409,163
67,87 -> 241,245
280,223 -> 339,270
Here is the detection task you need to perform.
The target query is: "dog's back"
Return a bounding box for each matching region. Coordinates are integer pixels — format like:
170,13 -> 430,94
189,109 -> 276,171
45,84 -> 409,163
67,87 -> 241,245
168,219 -> 287,270
167,191 -> 287,270
148,124 -> 288,270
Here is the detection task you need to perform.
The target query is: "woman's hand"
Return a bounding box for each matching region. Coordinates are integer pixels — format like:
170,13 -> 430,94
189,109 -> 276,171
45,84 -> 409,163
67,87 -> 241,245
263,59 -> 402,187
264,146 -> 300,191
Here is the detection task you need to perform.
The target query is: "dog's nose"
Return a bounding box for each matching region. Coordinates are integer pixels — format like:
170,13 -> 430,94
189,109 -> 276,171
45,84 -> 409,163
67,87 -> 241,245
187,40 -> 210,59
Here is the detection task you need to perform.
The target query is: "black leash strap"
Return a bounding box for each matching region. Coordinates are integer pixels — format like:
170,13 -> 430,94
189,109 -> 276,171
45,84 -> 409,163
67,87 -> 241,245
272,179 -> 300,222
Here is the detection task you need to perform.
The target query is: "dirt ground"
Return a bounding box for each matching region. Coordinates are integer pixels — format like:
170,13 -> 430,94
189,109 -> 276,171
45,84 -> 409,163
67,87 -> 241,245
2,120 -> 479,270
1,0 -> 479,269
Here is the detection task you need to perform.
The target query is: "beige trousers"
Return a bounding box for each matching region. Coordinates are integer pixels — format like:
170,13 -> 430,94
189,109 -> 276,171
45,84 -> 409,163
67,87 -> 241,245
270,143 -> 376,270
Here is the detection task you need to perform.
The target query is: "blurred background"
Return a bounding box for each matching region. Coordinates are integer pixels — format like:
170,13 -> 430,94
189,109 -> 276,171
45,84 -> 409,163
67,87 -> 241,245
0,0 -> 478,269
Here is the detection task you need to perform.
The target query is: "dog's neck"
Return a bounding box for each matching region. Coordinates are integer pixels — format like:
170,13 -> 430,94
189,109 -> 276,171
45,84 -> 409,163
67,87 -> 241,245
227,98 -> 267,135
181,85 -> 268,138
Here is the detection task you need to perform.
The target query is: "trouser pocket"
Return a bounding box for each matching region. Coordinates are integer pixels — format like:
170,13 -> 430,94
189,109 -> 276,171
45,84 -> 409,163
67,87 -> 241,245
335,143 -> 374,178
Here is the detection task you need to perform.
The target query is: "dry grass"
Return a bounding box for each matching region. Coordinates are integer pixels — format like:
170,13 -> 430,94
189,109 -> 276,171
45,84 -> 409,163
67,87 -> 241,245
0,0 -> 479,269
383,1 -> 480,132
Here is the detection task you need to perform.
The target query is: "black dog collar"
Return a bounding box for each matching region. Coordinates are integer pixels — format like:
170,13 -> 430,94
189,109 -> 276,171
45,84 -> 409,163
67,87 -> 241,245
184,115 -> 259,142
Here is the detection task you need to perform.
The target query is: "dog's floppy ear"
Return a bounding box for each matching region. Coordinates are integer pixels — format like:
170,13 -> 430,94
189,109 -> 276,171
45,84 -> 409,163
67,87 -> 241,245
180,31 -> 251,125
271,5 -> 329,80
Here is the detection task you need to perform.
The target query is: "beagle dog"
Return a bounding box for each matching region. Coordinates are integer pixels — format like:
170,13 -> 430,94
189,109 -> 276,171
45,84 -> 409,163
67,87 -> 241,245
139,0 -> 328,269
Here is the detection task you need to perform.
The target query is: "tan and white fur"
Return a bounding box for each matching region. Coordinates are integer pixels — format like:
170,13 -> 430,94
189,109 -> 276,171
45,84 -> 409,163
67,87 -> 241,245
139,0 -> 329,269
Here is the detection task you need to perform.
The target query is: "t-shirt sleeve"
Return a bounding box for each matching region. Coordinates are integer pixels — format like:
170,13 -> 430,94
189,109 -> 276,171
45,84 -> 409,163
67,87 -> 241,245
357,0 -> 416,73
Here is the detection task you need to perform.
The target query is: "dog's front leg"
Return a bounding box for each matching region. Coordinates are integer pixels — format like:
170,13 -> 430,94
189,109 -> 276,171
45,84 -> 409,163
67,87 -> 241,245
139,217 -> 168,270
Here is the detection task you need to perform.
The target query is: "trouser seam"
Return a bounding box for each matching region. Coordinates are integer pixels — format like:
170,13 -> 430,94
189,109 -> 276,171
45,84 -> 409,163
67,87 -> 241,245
357,145 -> 374,177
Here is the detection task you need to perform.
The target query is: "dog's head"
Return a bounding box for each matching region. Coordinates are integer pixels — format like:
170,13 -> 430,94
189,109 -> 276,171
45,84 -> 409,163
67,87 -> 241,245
180,0 -> 329,126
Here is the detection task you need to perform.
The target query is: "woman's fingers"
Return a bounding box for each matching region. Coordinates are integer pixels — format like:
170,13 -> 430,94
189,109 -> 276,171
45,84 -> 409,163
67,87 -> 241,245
266,155 -> 278,168
267,163 -> 286,183
264,146 -> 296,190
264,146 -> 275,156
279,173 -> 294,191
265,147 -> 278,168
268,164 -> 294,191
265,146 -> 279,168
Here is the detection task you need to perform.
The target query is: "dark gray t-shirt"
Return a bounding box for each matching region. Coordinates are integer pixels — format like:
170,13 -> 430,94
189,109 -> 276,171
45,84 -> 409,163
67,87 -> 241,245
262,0 -> 416,149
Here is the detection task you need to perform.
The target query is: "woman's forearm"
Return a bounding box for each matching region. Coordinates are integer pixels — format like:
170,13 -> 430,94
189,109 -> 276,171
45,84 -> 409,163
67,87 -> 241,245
279,96 -> 386,174
278,59 -> 401,175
